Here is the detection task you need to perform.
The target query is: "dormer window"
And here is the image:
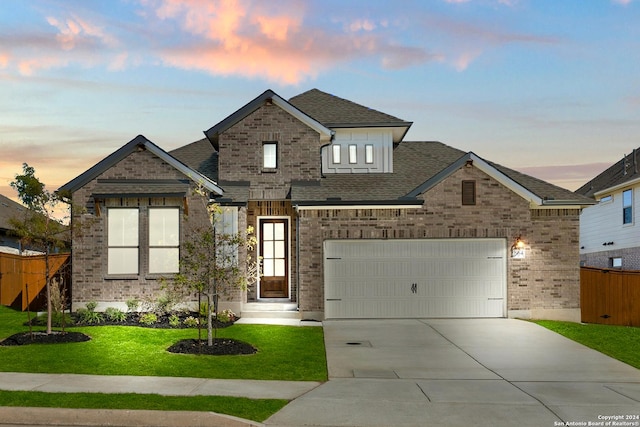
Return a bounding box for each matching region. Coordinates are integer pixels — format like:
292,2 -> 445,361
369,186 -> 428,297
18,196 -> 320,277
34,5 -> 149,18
263,142 -> 277,169
365,145 -> 374,164
349,145 -> 357,164
332,144 -> 341,164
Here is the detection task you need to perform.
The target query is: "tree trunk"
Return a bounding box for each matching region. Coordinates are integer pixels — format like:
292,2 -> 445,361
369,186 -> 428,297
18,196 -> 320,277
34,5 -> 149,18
207,293 -> 213,346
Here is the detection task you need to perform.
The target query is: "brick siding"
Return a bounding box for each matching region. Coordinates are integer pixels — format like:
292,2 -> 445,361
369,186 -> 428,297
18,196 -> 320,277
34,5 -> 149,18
297,166 -> 581,315
70,148 -> 212,308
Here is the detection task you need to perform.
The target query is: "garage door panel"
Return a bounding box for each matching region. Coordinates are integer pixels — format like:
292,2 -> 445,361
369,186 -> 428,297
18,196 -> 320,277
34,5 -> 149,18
324,239 -> 506,319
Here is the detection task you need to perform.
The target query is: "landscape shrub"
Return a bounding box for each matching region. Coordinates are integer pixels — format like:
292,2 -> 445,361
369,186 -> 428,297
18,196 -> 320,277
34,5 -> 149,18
139,313 -> 158,325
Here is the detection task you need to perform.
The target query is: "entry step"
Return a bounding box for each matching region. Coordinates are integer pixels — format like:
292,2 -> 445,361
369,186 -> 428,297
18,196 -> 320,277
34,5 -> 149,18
241,302 -> 300,319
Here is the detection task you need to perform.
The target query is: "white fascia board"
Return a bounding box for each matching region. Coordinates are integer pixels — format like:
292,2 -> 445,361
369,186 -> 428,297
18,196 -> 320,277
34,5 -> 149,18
593,176 -> 640,198
145,142 -> 224,195
295,204 -> 422,211
272,96 -> 334,142
470,153 -> 544,206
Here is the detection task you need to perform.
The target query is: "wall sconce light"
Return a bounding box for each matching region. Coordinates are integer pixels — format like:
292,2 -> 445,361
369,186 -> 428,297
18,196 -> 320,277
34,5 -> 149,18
511,236 -> 525,259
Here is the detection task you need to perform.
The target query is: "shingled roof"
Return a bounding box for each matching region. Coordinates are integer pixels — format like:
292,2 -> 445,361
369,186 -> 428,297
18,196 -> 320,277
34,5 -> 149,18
0,193 -> 26,232
576,148 -> 640,198
289,89 -> 411,128
289,89 -> 412,143
291,141 -> 591,206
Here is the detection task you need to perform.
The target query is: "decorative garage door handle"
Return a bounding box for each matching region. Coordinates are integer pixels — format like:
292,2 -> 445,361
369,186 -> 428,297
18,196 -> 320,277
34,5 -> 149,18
411,283 -> 417,294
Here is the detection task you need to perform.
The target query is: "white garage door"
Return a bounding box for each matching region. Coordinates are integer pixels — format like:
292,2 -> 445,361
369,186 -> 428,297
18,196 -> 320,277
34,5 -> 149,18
324,239 -> 506,319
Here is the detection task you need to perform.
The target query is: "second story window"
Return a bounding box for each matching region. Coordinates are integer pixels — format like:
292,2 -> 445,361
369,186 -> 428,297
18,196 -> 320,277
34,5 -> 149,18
349,145 -> 357,164
623,189 -> 633,224
365,145 -> 374,164
263,142 -> 277,169
332,144 -> 341,164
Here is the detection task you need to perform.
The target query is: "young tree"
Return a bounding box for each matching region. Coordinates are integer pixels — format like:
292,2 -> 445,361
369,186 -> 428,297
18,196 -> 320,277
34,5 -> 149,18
172,189 -> 258,346
9,163 -> 68,334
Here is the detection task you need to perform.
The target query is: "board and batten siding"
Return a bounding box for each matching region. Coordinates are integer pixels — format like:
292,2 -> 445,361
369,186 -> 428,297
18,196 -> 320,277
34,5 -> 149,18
321,129 -> 393,174
580,186 -> 640,254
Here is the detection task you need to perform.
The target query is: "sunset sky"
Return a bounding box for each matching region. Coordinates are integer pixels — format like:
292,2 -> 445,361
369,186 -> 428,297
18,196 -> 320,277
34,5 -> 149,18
1,0 -> 639,204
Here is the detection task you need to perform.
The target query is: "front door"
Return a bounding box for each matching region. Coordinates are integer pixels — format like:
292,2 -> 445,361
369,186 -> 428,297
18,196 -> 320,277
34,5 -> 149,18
259,218 -> 289,298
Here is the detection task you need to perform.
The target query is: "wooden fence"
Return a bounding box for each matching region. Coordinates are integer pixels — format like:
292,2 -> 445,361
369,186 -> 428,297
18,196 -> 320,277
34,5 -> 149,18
0,252 -> 70,311
581,266 -> 640,327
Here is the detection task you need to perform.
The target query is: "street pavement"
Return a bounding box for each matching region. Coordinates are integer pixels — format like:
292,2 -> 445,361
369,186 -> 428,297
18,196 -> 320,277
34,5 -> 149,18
1,318 -> 639,426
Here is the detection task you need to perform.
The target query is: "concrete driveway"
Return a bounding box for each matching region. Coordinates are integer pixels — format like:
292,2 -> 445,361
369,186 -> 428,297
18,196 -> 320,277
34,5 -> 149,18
266,319 -> 640,427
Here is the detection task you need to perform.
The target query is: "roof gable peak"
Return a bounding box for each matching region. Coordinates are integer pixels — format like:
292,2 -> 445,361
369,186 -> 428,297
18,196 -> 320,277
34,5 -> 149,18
204,89 -> 333,150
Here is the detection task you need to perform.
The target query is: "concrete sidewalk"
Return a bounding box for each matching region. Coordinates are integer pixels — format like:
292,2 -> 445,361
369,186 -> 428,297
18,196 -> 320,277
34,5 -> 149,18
0,373 -> 320,400
0,373 -> 320,426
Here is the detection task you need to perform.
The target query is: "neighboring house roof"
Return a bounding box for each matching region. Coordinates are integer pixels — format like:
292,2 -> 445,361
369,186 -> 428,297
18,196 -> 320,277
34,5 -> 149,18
58,135 -> 223,196
289,89 -> 412,143
0,193 -> 27,232
204,89 -> 334,150
576,148 -> 640,198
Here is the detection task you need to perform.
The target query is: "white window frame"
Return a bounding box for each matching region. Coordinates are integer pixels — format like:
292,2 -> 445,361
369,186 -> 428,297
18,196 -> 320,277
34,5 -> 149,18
107,208 -> 139,275
148,207 -> 180,274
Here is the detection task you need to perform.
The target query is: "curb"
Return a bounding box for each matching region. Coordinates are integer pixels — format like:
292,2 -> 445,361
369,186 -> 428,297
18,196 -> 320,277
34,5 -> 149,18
0,407 -> 264,427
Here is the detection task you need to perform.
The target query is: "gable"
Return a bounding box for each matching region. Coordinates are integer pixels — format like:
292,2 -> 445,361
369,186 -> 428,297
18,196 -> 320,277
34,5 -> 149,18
204,89 -> 333,150
58,135 -> 222,197
408,152 -> 594,208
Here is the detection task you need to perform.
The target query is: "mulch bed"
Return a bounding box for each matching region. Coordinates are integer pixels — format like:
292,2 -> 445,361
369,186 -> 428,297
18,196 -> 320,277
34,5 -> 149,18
167,338 -> 257,356
0,331 -> 91,346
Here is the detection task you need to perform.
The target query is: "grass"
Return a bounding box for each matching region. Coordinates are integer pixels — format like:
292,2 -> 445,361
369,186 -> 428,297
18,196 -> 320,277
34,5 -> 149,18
0,305 -> 327,420
0,306 -> 327,381
0,391 -> 288,422
533,320 -> 640,369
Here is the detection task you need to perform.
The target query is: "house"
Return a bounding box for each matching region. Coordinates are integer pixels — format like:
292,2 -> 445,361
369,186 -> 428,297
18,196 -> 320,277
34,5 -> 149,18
0,193 -> 28,254
577,148 -> 640,269
59,89 -> 594,321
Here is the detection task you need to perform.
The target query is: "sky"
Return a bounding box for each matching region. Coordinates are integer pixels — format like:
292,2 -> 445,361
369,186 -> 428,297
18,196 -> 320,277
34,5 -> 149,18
1,0 -> 640,206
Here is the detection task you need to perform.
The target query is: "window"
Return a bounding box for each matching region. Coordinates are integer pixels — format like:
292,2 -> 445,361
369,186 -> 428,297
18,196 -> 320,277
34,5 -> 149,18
148,208 -> 179,274
365,145 -> 374,164
108,208 -> 139,275
214,206 -> 239,264
599,195 -> 612,204
462,180 -> 476,205
610,257 -> 623,268
349,145 -> 357,164
332,144 -> 341,164
623,189 -> 633,224
263,142 -> 277,169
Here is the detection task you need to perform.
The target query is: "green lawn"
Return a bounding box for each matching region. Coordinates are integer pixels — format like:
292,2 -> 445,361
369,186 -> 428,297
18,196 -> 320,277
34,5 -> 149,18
533,320 -> 640,369
0,306 -> 327,381
0,305 -> 327,421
